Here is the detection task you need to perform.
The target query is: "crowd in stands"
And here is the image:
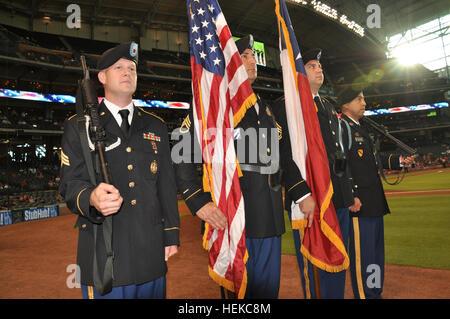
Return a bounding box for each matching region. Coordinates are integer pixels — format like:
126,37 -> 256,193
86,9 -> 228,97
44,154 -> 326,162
0,159 -> 60,193
376,110 -> 450,132
0,154 -> 62,211
0,190 -> 63,211
0,106 -> 70,131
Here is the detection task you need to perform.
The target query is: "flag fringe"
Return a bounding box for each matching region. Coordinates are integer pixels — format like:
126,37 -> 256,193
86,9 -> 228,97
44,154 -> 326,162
233,93 -> 257,128
300,245 -> 349,273
207,248 -> 249,299
291,219 -> 307,229
299,183 -> 349,272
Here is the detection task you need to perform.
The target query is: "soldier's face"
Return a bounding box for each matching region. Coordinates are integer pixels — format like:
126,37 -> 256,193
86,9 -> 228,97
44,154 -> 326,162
98,58 -> 137,97
240,48 -> 257,84
305,60 -> 324,90
344,93 -> 366,120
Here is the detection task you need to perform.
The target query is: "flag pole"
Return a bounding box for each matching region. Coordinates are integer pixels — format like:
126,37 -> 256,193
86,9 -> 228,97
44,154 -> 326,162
312,265 -> 322,299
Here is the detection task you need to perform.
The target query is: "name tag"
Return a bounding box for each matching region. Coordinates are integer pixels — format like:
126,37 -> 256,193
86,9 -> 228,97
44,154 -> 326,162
355,136 -> 364,143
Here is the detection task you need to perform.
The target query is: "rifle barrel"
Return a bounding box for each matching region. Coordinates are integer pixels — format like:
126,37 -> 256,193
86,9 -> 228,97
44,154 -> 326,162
362,116 -> 416,155
80,55 -> 89,80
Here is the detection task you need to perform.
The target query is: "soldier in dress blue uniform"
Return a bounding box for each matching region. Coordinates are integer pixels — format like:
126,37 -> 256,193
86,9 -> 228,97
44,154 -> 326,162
276,48 -> 354,299
174,35 -> 315,299
59,42 -> 180,299
339,86 -> 415,299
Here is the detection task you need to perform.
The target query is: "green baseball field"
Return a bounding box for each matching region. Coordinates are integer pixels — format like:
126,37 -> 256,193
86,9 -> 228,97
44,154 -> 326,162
282,167 -> 450,270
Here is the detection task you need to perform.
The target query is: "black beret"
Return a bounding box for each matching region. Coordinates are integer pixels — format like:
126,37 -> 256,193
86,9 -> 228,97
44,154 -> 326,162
302,48 -> 322,65
337,86 -> 363,106
235,34 -> 254,54
337,75 -> 368,105
97,42 -> 139,70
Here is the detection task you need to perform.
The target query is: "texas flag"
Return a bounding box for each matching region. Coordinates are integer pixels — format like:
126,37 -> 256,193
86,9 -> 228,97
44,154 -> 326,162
275,0 -> 349,272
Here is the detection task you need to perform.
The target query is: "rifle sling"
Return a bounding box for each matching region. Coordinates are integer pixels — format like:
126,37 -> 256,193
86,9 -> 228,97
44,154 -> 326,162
75,88 -> 114,296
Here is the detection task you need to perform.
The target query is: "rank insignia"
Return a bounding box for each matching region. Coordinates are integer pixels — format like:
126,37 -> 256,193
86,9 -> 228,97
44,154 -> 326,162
358,149 -> 364,157
61,150 -> 70,167
143,132 -> 160,142
180,115 -> 191,134
150,160 -> 158,174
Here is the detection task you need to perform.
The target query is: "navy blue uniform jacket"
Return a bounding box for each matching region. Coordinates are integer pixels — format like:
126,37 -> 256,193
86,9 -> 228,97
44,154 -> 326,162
341,114 -> 401,218
59,102 -> 180,287
174,98 -> 310,238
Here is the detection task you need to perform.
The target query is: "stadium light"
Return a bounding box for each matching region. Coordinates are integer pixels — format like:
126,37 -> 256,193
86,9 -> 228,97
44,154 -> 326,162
390,43 -> 424,66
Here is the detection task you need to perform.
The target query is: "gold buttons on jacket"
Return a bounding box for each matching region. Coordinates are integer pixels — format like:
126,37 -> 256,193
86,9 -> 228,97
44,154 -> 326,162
126,147 -> 132,153
131,199 -> 137,206
129,182 -> 135,188
128,164 -> 133,170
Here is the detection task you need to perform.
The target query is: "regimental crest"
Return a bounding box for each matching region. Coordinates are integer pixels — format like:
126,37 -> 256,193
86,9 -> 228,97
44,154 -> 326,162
130,42 -> 138,57
358,149 -> 364,157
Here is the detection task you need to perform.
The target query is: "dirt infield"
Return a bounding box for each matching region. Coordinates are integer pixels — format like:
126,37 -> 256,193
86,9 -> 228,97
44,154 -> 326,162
1,205 -> 449,299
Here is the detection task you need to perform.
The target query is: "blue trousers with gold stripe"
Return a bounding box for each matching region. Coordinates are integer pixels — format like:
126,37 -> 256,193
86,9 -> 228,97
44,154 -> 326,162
81,276 -> 166,299
349,216 -> 385,299
289,208 -> 349,299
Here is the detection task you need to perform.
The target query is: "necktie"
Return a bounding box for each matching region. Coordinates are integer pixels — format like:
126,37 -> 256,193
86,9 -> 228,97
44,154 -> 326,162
119,109 -> 130,135
314,96 -> 325,112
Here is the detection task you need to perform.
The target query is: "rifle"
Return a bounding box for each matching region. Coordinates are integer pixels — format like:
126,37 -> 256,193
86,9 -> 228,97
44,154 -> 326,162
362,116 -> 417,155
79,56 -> 111,184
77,56 -> 114,296
361,116 -> 417,185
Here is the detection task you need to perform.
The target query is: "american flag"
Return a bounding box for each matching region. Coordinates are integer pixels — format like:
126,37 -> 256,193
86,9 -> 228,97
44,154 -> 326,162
275,0 -> 349,272
187,0 -> 256,298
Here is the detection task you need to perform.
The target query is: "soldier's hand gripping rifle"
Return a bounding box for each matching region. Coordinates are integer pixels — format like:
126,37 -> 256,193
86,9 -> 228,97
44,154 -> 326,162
361,116 -> 417,185
76,56 -> 114,296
